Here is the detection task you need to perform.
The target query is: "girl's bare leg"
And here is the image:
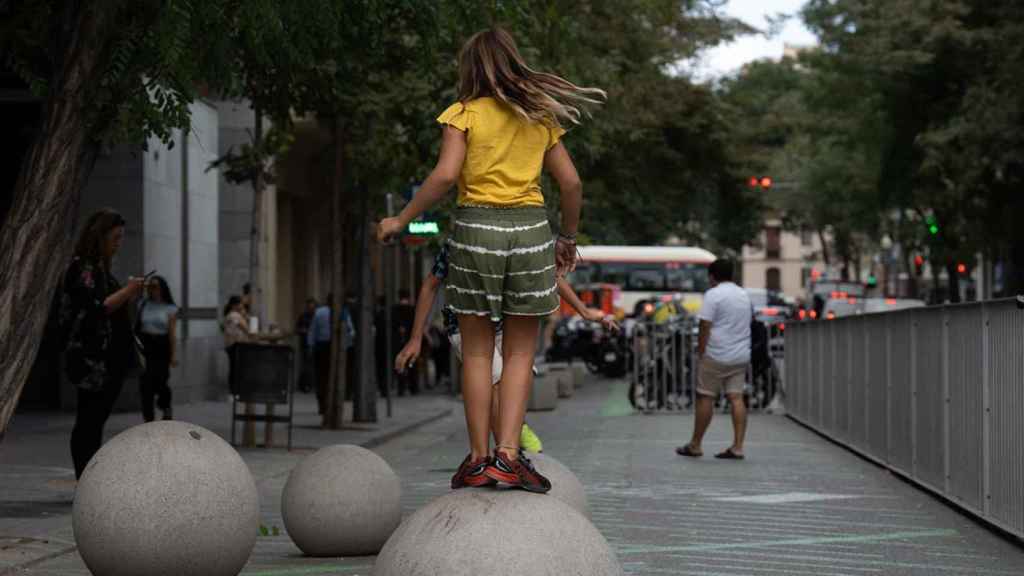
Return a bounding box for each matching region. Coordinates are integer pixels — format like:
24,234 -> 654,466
496,316 -> 540,458
457,315 -> 495,459
491,383 -> 501,444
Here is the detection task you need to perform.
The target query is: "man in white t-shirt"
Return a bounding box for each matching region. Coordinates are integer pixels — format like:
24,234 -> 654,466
677,259 -> 752,460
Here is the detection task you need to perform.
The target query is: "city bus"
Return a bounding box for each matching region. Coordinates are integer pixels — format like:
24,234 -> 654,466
567,245 -> 717,316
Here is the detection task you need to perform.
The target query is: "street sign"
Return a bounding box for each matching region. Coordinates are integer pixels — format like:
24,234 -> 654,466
407,221 -> 439,235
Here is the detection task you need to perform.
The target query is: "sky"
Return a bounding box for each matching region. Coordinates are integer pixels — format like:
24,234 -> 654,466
690,0 -> 818,80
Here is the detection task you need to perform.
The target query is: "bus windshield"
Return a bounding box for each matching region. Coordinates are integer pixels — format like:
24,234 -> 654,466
571,262 -> 709,292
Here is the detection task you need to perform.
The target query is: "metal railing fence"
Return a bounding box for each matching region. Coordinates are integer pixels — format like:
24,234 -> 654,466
786,299 -> 1024,540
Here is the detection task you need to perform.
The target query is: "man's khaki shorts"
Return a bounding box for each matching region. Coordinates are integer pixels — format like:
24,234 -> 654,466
697,357 -> 747,397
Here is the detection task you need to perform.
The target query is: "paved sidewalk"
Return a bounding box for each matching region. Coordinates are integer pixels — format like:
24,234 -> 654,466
0,390 -> 454,573
3,377 -> 1023,575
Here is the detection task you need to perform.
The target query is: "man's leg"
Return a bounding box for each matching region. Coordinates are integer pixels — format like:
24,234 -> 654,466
688,394 -> 714,453
726,388 -> 748,456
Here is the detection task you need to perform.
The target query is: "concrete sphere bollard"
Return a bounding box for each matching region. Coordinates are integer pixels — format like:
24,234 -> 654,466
555,370 -> 574,398
530,453 -> 590,518
281,444 -> 401,556
72,422 -> 259,576
374,490 -> 622,576
527,374 -> 558,411
572,363 -> 587,388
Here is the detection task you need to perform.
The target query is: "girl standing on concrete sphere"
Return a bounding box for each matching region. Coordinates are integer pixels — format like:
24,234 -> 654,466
377,27 -> 604,492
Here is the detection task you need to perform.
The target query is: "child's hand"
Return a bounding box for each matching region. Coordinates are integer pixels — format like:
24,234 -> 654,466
555,237 -> 577,276
394,340 -> 421,373
585,308 -> 620,333
377,217 -> 404,243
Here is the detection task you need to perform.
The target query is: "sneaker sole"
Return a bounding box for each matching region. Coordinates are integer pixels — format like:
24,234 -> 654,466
453,474 -> 497,489
483,466 -> 551,494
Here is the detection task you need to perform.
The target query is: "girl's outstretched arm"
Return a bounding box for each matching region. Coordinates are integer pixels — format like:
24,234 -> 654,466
544,143 -> 582,274
556,278 -> 620,332
378,126 -> 467,242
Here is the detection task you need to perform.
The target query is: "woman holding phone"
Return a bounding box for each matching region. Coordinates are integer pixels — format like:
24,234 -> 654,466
61,208 -> 144,479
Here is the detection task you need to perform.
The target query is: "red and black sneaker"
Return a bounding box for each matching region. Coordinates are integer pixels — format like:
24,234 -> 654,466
451,454 -> 496,489
483,449 -> 552,494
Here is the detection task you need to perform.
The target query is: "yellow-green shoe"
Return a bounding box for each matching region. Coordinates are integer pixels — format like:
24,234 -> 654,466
520,423 -> 543,453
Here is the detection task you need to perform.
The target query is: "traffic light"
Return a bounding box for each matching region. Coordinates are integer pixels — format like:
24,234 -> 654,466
760,176 -> 773,189
913,254 -> 924,275
748,176 -> 759,188
956,262 -> 967,275
925,214 -> 939,236
748,176 -> 772,190
866,274 -> 877,287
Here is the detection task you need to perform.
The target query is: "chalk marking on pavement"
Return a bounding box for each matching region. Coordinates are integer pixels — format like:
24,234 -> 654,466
711,491 -> 861,504
242,564 -> 373,575
599,379 -> 634,417
615,528 -> 958,555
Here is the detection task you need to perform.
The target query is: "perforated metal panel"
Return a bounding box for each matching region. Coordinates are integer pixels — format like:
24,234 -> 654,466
849,317 -> 868,451
888,311 -> 914,474
834,323 -> 851,443
914,310 -> 946,491
820,321 -> 835,433
864,316 -> 888,458
945,305 -> 984,511
986,301 -> 1024,535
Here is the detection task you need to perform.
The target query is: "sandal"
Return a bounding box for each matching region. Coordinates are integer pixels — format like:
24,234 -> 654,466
715,448 -> 745,460
675,444 -> 703,458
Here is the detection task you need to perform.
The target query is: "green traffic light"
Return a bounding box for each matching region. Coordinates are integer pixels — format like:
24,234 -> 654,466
928,224 -> 939,235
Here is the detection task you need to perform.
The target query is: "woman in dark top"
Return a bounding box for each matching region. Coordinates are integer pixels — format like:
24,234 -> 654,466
137,276 -> 178,422
61,208 -> 144,479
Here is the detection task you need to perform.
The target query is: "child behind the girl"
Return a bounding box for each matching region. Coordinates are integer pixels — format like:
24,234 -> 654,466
378,28 -> 603,493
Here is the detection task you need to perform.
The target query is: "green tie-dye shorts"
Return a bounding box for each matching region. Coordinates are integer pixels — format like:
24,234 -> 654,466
445,206 -> 560,322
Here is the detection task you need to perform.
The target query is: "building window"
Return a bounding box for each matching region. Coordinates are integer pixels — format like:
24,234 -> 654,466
800,228 -> 813,246
766,227 -> 781,259
766,267 -> 782,291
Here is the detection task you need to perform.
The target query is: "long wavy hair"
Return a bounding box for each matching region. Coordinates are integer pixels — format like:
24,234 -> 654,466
73,208 -> 126,271
148,275 -> 176,307
457,28 -> 605,127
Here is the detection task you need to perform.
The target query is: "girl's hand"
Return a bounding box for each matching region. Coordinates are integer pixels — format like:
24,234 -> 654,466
600,314 -> 621,333
395,340 -> 421,373
555,237 -> 577,276
377,217 -> 404,243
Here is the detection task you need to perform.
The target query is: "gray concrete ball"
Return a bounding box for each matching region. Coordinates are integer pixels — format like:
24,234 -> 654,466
72,421 -> 259,576
529,452 -> 590,518
373,489 -> 622,576
281,444 -> 401,556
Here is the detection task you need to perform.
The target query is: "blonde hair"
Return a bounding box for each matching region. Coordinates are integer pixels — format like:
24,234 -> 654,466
457,28 -> 605,127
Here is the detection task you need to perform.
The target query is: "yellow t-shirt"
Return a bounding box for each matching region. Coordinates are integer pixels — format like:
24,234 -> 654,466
437,97 -> 566,207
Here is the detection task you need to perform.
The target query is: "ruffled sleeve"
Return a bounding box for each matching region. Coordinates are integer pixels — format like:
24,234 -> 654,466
547,124 -> 567,150
437,102 -> 472,132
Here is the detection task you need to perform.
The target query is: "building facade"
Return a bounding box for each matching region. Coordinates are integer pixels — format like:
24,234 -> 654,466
741,218 -> 827,301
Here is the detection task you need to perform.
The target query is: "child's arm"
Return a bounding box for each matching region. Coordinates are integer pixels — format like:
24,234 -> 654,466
395,273 -> 442,373
544,143 -> 582,274
556,278 -> 620,332
378,127 -> 467,242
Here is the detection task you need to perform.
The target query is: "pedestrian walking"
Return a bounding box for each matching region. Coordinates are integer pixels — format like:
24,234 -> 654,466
60,208 -> 145,479
378,27 -> 603,492
307,294 -> 334,414
136,275 -> 178,422
395,243 -> 619,457
222,294 -> 249,393
295,298 -> 317,393
677,259 -> 752,460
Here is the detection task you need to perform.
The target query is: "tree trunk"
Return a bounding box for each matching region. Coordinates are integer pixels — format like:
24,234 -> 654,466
0,4 -> 113,439
817,228 -> 831,267
324,121 -> 347,430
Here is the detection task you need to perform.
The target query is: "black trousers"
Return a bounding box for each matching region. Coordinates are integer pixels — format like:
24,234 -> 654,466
139,333 -> 172,422
70,372 -> 124,479
314,342 -> 331,414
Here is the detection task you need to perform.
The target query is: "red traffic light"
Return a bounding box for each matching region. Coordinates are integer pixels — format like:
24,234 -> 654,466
957,263 -> 967,274
760,177 -> 773,188
914,255 -> 924,267
748,177 -> 759,188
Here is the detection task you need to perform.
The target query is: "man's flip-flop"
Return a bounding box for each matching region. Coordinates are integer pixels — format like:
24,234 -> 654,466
675,445 -> 703,458
715,449 -> 745,460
